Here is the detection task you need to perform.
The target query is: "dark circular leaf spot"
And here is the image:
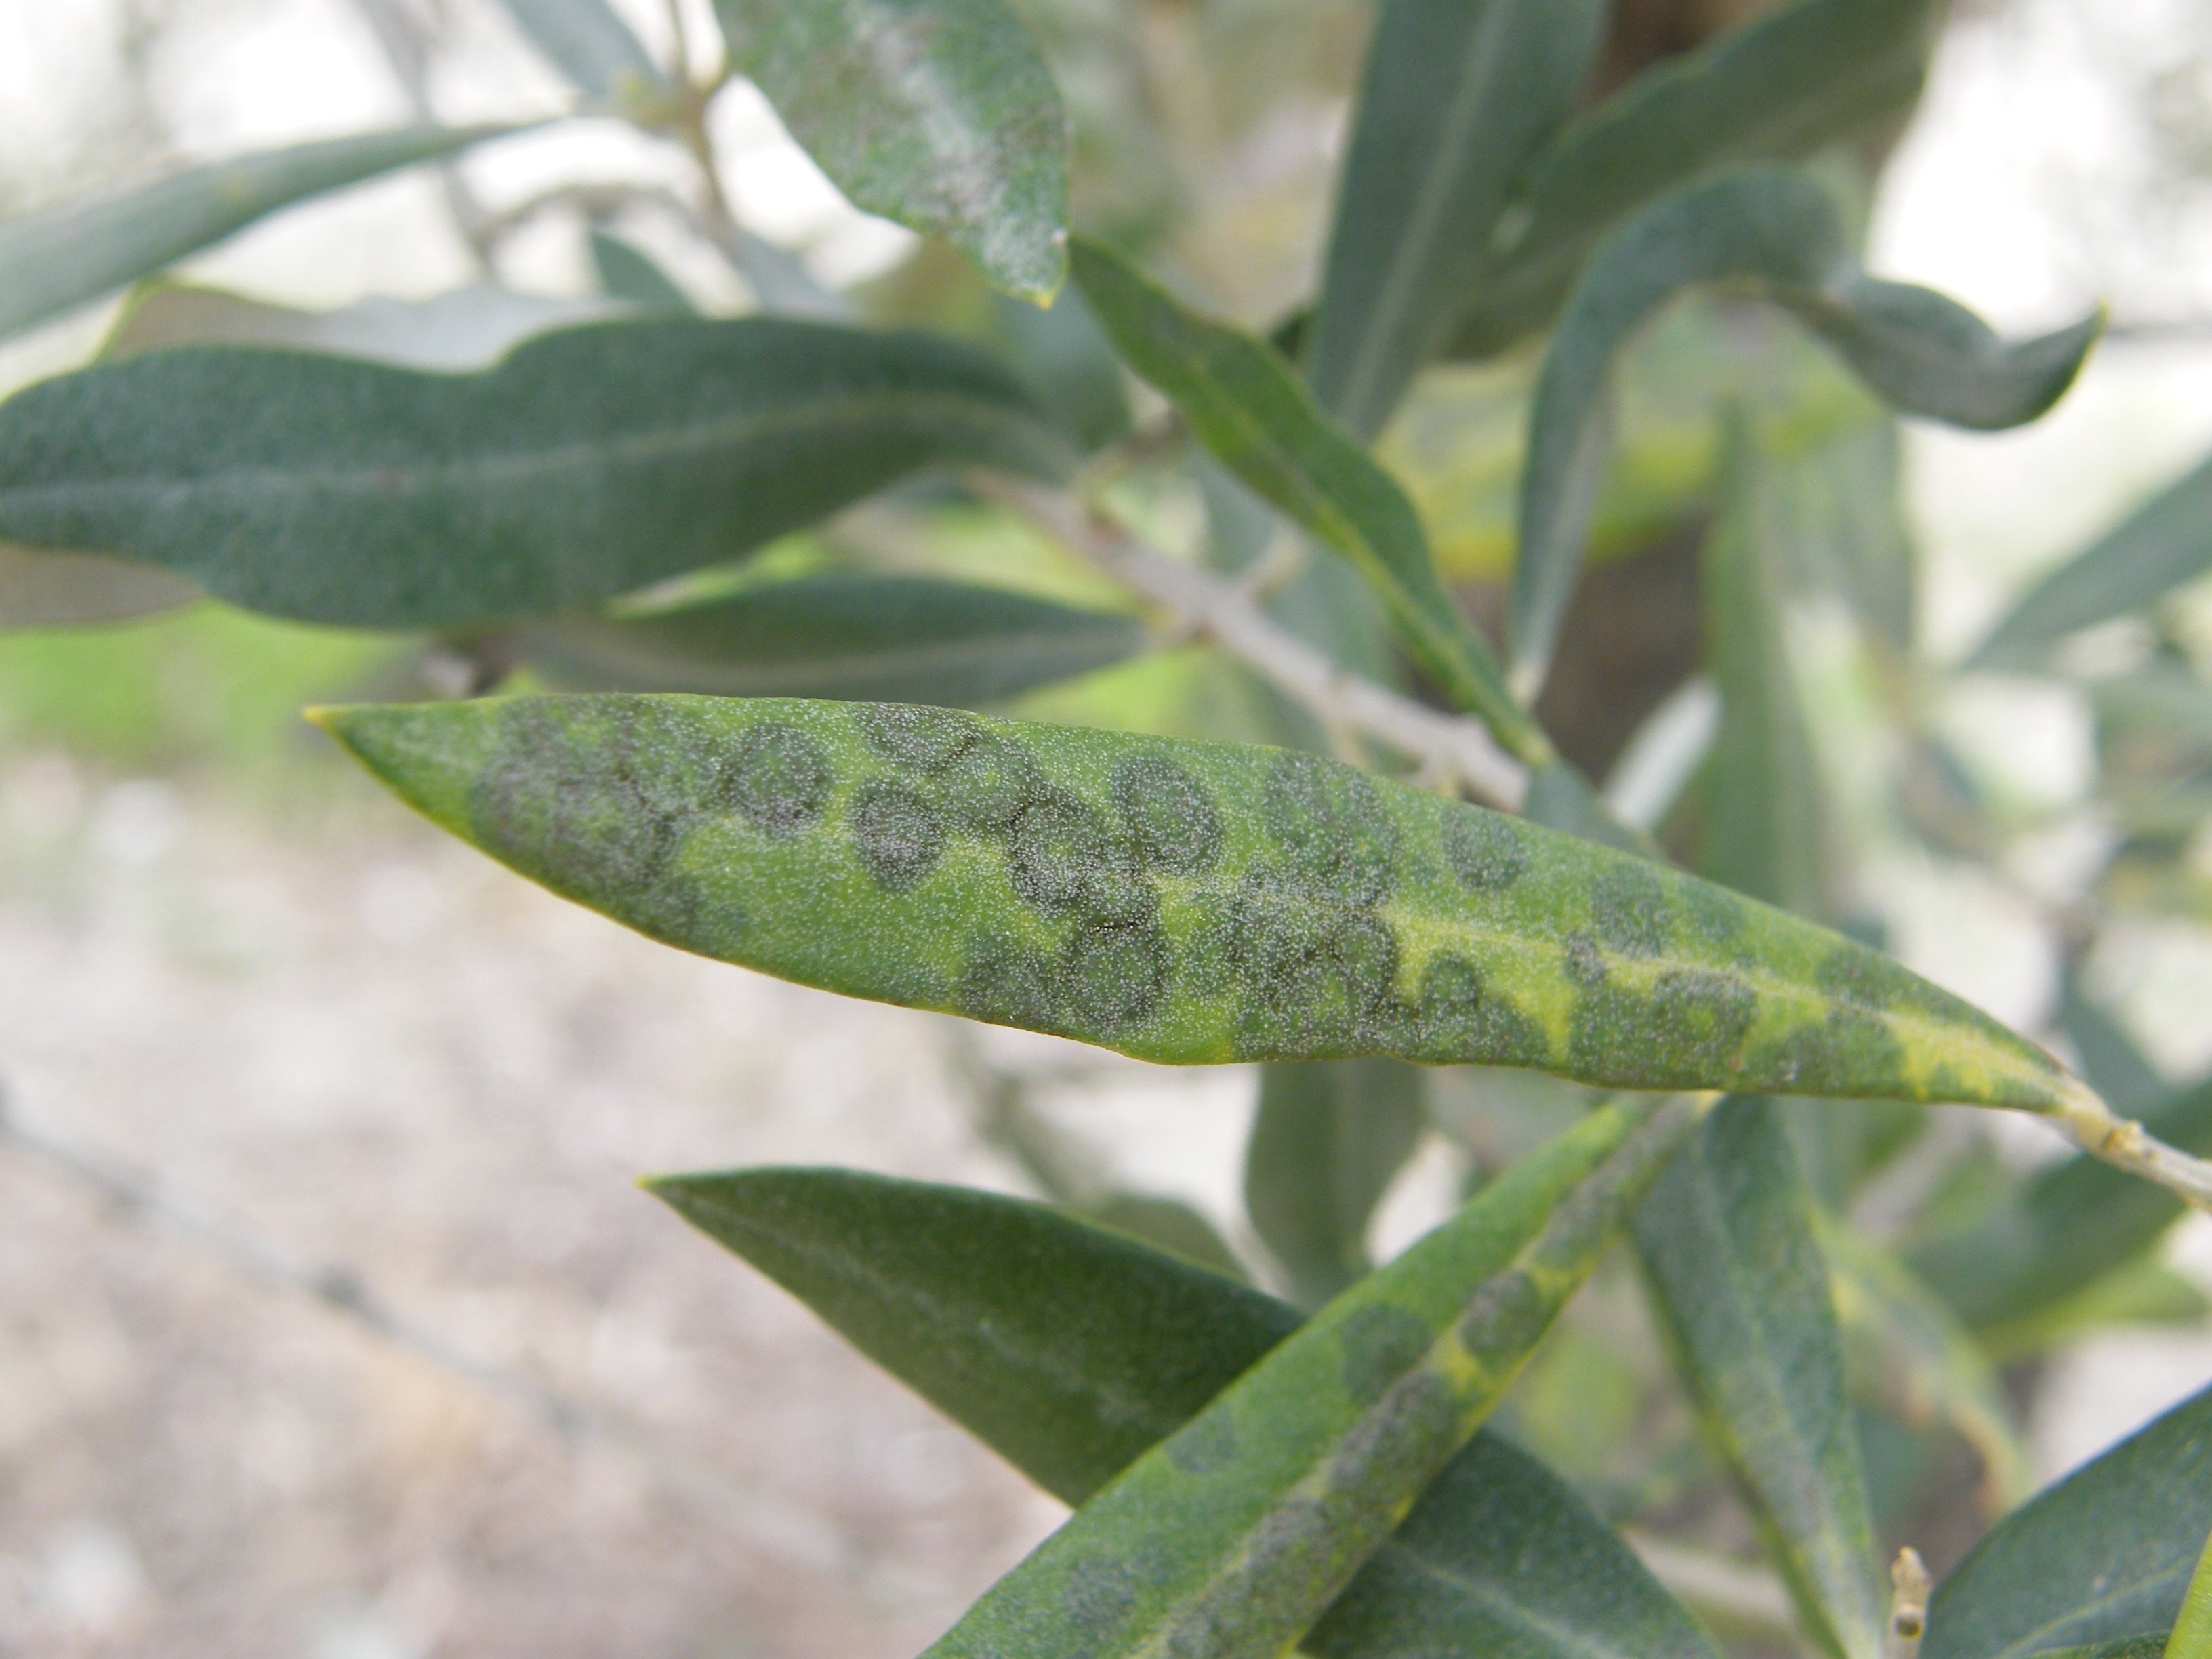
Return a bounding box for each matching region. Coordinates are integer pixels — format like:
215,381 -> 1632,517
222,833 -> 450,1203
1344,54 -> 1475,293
856,703 -> 981,773
849,778 -> 947,891
724,719 -> 833,838
1113,754 -> 1224,875
1010,790 -> 1151,923
1263,752 -> 1398,907
1443,808 -> 1526,894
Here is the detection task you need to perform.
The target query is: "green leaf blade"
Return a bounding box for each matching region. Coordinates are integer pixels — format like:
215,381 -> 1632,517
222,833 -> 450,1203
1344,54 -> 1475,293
1969,452 -> 2212,670
1923,1381 -> 2212,1659
0,126 -> 522,344
516,575 -> 1145,708
918,1094 -> 1706,1659
1069,237 -> 1538,760
316,693 -> 2086,1117
1635,1098 -> 1887,1659
1309,0 -> 1603,440
647,1164 -> 1720,1659
1245,1059 -> 1428,1309
1513,168 -> 2095,686
1451,0 -> 1941,357
721,0 -> 1071,300
0,319 -> 1071,627
497,0 -> 666,102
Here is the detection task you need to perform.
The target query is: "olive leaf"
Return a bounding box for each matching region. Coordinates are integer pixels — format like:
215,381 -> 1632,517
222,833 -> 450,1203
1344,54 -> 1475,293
1923,1380 -> 2212,1659
1449,0 -> 1942,359
1244,1059 -> 1428,1309
0,544 -> 199,630
2173,1521 -> 2212,1659
497,0 -> 665,104
1069,237 -> 1543,764
1634,1098 -> 1887,1659
587,231 -> 695,313
514,575 -> 1145,708
0,319 -> 1071,628
1969,451 -> 2212,670
0,126 -> 527,344
1513,167 -> 2097,690
648,1164 -> 1721,1659
1307,0 -> 1604,441
916,1094 -> 1707,1659
316,693 -> 2095,1120
718,0 -> 1071,301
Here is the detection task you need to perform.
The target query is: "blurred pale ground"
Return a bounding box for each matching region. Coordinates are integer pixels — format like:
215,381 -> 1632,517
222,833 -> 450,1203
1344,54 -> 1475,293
1,0 -> 2211,1654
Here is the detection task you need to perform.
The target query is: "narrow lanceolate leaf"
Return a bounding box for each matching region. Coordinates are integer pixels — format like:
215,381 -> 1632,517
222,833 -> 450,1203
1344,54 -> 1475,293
317,693 -> 2095,1117
648,1165 -> 1720,1659
1245,1059 -> 1428,1309
719,0 -> 1071,300
1449,0 -> 1942,359
1910,1071 -> 2212,1334
0,319 -> 1071,628
0,126 -> 522,344
2171,1521 -> 2212,1659
1070,238 -> 1544,764
588,230 -> 695,312
1512,168 -> 2098,687
1923,1380 -> 2212,1659
516,575 -> 1145,708
497,0 -> 665,102
1969,451 -> 2212,670
2034,1641 -> 2171,1659
1308,0 -> 1604,441
0,544 -> 197,628
1635,1098 -> 1887,1659
1702,413 -> 1826,917
918,1094 -> 1708,1659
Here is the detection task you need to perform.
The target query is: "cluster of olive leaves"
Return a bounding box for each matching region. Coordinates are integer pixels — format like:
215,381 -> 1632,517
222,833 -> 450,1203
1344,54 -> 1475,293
5,0 -> 2212,1655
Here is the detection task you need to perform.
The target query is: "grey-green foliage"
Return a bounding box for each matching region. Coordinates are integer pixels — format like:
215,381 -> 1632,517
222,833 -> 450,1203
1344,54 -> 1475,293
1512,166 -> 2099,686
0,319 -> 1070,626
1244,1059 -> 1428,1309
587,230 -> 695,312
0,125 -> 521,344
1635,1098 -> 1886,1659
718,0 -> 1071,300
1923,1380 -> 2212,1659
496,0 -> 665,102
1450,0 -> 1943,359
1969,451 -> 2212,669
1307,0 -> 1604,441
515,575 -> 1144,708
649,1165 -> 1721,1659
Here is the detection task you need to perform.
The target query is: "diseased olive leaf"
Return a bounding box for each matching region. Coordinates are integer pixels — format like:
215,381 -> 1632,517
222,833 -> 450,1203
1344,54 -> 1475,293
1512,167 -> 2098,687
2035,1641 -> 2171,1659
316,693 -> 2096,1118
1069,237 -> 1543,764
515,575 -> 1145,708
718,0 -> 1071,300
1245,1059 -> 1428,1309
0,125 -> 524,344
2172,1521 -> 2212,1659
1308,0 -> 1604,441
588,230 -> 695,312
1635,1098 -> 1887,1659
648,1164 -> 1721,1659
497,0 -> 665,103
1923,1380 -> 2212,1659
1969,451 -> 2212,670
0,543 -> 199,629
916,1094 -> 1707,1659
1448,0 -> 1942,360
1910,1070 -> 2212,1336
0,319 -> 1071,628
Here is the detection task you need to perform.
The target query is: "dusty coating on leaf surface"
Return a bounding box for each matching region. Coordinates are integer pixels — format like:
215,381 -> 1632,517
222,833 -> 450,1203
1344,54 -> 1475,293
322,693 -> 2073,1112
